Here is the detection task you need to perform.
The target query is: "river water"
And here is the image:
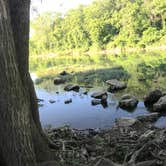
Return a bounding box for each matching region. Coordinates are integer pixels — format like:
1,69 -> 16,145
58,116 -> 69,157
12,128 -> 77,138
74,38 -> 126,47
33,81 -> 166,129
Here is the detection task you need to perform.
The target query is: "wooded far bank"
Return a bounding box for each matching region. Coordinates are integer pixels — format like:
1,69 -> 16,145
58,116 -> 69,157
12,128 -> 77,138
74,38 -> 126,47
30,0 -> 166,56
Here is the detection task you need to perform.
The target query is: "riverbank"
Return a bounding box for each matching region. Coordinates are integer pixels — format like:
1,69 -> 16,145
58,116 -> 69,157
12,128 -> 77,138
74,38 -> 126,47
36,85 -> 166,165
30,45 -> 166,58
42,113 -> 166,166
85,45 -> 166,56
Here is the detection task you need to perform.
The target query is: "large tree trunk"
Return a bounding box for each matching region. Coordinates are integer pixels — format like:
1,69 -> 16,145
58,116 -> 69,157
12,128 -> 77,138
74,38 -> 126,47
7,0 -> 57,162
8,0 -> 41,129
0,0 -> 37,165
0,0 -> 56,165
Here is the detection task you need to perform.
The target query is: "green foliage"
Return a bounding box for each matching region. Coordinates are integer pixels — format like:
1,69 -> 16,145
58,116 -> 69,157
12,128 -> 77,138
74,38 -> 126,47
30,0 -> 166,55
141,27 -> 162,45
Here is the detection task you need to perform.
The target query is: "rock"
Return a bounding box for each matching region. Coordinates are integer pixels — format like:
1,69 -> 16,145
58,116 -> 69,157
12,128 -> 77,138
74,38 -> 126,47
101,95 -> 107,101
144,89 -> 162,107
91,91 -> 108,99
83,91 -> 88,95
119,94 -> 138,109
53,77 -> 65,85
37,98 -> 44,102
49,100 -> 56,104
137,113 -> 159,123
101,95 -> 108,107
115,117 -> 138,128
46,120 -> 166,166
91,99 -> 101,106
60,70 -> 68,76
153,95 -> 166,112
91,95 -> 108,107
106,79 -> 127,92
64,84 -> 80,92
95,158 -> 115,166
64,98 -> 72,104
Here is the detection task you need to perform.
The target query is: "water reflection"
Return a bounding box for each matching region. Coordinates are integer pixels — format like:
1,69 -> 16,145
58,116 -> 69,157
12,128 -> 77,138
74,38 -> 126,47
36,86 -> 166,129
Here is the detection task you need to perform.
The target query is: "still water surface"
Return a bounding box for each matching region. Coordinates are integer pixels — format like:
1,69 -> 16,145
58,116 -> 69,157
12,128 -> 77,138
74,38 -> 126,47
35,85 -> 166,129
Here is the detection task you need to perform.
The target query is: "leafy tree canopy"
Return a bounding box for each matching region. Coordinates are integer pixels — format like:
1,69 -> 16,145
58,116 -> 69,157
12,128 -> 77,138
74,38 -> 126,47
30,0 -> 166,55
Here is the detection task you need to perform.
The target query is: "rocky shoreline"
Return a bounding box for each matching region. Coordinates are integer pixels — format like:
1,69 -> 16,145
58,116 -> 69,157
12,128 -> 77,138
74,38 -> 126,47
38,76 -> 166,165
44,112 -> 166,166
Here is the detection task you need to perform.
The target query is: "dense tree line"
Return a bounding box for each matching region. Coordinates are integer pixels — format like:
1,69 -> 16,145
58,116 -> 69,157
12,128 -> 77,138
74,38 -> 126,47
30,0 -> 166,55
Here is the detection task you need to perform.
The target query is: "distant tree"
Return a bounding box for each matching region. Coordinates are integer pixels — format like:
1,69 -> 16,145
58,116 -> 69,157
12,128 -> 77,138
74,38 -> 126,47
29,0 -> 166,55
30,12 -> 57,54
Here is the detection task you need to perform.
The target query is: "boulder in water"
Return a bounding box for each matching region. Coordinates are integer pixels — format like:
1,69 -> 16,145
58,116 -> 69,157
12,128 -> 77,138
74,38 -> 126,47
49,100 -> 56,104
119,94 -> 138,109
64,84 -> 80,92
64,98 -> 72,104
91,99 -> 101,106
153,95 -> 166,112
91,91 -> 107,99
53,77 -> 65,85
144,89 -> 162,107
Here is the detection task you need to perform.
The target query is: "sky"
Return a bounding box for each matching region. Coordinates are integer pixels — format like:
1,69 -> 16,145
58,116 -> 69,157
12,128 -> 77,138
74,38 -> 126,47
31,0 -> 94,18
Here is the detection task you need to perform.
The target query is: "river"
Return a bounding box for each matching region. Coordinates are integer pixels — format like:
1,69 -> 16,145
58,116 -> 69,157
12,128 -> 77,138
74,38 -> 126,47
31,73 -> 166,129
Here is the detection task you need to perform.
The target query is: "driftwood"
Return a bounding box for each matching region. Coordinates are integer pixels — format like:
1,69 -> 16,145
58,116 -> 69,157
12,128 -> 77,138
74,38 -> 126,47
44,114 -> 166,166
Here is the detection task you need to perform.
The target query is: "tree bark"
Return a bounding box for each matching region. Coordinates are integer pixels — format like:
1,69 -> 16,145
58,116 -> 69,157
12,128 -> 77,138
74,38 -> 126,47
7,0 -> 56,162
8,0 -> 41,132
0,0 -> 55,165
0,0 -> 37,165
